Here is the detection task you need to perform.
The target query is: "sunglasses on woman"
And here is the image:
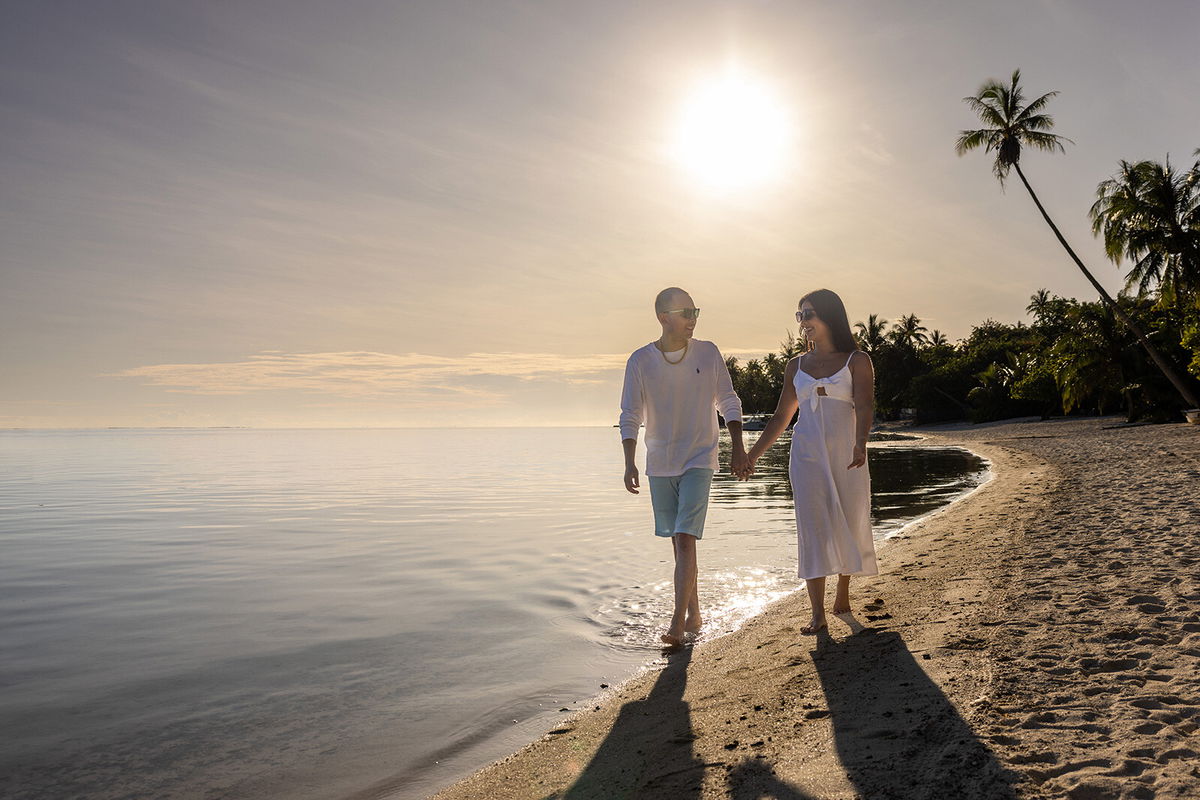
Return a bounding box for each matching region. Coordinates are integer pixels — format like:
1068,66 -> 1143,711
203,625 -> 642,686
664,307 -> 701,320
796,309 -> 818,322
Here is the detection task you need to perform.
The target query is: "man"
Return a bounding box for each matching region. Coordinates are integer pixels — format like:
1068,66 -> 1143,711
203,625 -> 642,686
619,287 -> 748,647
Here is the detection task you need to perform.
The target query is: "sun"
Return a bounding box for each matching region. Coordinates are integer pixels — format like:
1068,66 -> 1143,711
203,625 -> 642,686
670,67 -> 793,191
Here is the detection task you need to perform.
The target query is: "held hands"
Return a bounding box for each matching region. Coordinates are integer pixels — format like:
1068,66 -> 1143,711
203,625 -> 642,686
731,449 -> 755,481
624,464 -> 640,494
847,443 -> 867,470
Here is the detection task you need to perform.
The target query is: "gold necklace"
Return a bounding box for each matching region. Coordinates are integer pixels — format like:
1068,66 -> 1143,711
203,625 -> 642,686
657,338 -> 689,365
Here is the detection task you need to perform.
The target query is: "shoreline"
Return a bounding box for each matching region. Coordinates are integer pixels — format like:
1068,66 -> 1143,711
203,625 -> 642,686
365,438 -> 989,800
388,439 -> 987,800
425,417 -> 1200,800
875,438 -> 995,541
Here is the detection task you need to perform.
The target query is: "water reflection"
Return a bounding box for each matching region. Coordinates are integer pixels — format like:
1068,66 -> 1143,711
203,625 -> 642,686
589,439 -> 986,653
716,432 -> 988,533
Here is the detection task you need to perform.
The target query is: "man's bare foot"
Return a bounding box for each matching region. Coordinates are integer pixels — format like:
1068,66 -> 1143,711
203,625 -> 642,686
800,616 -> 827,635
661,621 -> 686,646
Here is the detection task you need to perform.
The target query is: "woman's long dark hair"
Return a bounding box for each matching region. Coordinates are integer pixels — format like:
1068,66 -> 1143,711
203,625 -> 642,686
799,289 -> 859,353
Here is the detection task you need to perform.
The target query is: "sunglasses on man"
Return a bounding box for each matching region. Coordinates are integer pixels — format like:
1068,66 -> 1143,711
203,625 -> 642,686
663,307 -> 701,320
796,309 -> 818,322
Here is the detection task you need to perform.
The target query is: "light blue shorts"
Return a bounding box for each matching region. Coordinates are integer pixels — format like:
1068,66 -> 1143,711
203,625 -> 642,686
648,468 -> 715,539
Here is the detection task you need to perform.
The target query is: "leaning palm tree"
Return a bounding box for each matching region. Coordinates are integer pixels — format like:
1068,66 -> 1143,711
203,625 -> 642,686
853,314 -> 888,353
1090,155 -> 1200,310
956,69 -> 1199,409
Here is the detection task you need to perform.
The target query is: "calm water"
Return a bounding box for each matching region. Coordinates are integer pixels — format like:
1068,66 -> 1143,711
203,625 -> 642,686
0,428 -> 986,800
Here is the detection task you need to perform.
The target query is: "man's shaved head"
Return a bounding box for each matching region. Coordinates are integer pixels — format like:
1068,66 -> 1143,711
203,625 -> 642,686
654,287 -> 691,314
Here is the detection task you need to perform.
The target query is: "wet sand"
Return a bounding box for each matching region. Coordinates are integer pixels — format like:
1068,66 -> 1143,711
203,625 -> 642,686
426,417 -> 1199,800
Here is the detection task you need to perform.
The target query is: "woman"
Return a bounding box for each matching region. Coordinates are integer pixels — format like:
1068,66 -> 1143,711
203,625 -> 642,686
746,289 -> 877,634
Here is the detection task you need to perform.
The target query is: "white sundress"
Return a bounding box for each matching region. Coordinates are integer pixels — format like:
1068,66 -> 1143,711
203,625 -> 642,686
789,352 -> 877,580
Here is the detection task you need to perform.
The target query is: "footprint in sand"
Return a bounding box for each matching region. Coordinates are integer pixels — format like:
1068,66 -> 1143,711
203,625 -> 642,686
1027,757 -> 1111,781
1078,657 -> 1141,674
1103,758 -> 1154,777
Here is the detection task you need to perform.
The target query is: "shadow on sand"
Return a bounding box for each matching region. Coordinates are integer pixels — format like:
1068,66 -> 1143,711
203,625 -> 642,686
559,646 -> 711,799
559,621 -> 1016,799
729,622 -> 1016,800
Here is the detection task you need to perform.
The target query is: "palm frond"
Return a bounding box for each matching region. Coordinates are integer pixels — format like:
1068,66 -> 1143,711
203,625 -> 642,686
1012,91 -> 1060,123
992,155 -> 1014,184
1023,131 -> 1070,153
955,128 -> 996,155
961,95 -> 1007,127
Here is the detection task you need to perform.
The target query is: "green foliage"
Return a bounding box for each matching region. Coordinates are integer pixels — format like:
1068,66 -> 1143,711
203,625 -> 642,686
1183,313 -> 1200,380
726,336 -> 794,415
1091,155 -> 1200,310
724,291 -> 1200,425
1049,301 -> 1130,416
1087,152 -> 1200,411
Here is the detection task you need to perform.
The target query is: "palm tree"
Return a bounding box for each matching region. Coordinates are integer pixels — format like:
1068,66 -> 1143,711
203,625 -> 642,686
956,69 -> 1199,409
1026,288 -> 1053,322
1090,155 -> 1200,310
761,351 -> 787,406
853,314 -> 888,353
779,329 -> 806,359
1026,289 -> 1075,330
928,329 -> 949,348
890,313 -> 929,349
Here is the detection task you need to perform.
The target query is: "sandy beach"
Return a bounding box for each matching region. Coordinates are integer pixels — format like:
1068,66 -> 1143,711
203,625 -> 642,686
427,417 -> 1199,800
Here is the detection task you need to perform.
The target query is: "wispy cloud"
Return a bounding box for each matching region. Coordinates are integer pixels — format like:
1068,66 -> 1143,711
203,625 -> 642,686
109,351 -> 629,401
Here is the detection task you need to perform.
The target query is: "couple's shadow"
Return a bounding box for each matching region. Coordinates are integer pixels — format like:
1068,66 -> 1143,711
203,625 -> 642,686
560,646 -> 709,799
559,621 -> 1015,799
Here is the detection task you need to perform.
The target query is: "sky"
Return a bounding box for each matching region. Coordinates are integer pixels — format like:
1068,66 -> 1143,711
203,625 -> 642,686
3,0 -> 1198,428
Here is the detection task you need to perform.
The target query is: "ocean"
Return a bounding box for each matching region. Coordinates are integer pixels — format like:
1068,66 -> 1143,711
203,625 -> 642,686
0,427 -> 986,799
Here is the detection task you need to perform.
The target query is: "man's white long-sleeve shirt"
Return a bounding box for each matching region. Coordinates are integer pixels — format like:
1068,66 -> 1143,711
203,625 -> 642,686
618,339 -> 743,477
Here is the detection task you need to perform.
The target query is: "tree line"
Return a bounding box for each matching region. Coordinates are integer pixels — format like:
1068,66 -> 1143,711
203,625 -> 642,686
726,289 -> 1199,424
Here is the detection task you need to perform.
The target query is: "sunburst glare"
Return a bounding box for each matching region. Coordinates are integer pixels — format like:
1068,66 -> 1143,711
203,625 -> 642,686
670,66 -> 794,191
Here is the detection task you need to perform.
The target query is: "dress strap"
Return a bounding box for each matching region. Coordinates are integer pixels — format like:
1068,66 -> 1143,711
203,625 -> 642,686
843,351 -> 856,370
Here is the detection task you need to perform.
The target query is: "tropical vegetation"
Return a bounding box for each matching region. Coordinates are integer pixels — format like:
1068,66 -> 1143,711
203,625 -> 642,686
726,290 -> 1199,424
955,69 -> 1199,409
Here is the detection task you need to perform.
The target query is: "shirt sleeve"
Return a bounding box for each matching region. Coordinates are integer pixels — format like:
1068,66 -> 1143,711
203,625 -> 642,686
618,353 -> 644,441
713,344 -> 743,424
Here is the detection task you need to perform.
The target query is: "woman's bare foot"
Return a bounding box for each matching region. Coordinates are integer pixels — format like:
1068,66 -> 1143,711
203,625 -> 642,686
800,615 -> 827,635
831,603 -> 852,615
684,615 -> 702,635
